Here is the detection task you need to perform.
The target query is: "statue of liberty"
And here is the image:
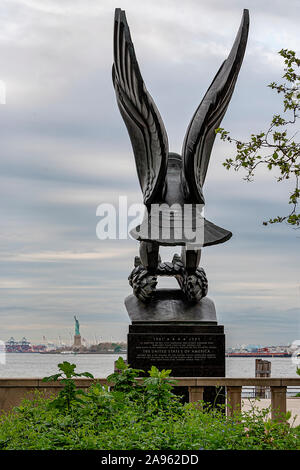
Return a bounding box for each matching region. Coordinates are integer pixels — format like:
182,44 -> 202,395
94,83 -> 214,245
74,315 -> 80,336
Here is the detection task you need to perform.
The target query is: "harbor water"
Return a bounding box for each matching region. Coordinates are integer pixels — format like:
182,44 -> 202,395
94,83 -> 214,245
0,353 -> 299,379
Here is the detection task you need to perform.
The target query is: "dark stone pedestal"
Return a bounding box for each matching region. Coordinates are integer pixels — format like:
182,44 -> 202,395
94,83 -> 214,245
125,290 -> 217,323
127,321 -> 225,405
126,289 -> 226,406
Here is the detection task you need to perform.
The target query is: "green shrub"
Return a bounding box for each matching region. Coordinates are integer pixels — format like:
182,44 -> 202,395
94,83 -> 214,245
0,360 -> 299,450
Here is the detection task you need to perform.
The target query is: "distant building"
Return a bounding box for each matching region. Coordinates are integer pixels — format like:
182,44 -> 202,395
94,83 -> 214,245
5,337 -> 46,353
5,337 -> 31,353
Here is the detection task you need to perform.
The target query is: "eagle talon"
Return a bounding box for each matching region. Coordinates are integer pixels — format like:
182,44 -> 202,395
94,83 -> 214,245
176,267 -> 208,302
128,264 -> 157,303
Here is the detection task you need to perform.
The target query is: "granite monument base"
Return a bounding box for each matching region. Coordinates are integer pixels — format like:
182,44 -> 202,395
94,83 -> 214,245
126,290 -> 225,406
127,323 -> 225,404
73,334 -> 82,348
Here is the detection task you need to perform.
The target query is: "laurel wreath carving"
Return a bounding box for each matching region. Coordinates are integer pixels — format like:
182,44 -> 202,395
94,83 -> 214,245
128,254 -> 208,303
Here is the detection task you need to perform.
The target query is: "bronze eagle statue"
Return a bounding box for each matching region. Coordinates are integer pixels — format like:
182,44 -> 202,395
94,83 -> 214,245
112,8 -> 249,302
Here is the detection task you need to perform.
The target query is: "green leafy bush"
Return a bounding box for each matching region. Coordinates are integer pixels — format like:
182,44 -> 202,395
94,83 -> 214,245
42,361 -> 94,412
0,360 -> 299,450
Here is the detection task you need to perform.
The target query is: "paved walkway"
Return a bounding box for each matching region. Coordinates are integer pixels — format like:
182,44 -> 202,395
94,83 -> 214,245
242,398 -> 300,426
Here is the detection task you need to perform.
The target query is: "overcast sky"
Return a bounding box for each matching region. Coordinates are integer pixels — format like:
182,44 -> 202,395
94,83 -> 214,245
0,0 -> 299,348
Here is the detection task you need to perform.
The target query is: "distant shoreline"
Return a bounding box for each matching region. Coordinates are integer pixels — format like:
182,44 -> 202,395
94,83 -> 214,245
5,351 -> 292,358
5,351 -> 125,355
226,354 -> 292,358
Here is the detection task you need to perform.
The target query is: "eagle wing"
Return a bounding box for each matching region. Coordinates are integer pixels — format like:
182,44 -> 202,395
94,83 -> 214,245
112,8 -> 169,205
182,9 -> 249,203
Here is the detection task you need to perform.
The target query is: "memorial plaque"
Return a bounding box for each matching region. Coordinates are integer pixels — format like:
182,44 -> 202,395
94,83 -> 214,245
128,325 -> 225,377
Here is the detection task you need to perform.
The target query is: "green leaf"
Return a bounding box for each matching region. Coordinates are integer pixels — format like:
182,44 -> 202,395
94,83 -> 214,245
114,356 -> 128,371
42,373 -> 61,382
